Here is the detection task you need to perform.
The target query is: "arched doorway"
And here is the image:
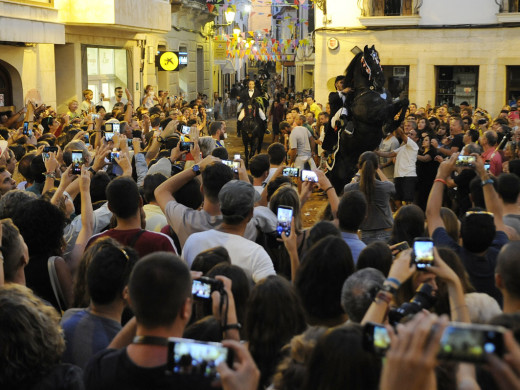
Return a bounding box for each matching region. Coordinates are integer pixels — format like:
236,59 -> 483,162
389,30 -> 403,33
0,62 -> 13,107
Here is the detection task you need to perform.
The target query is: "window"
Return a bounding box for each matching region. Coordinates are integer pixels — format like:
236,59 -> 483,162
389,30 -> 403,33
435,66 -> 479,108
383,66 -> 409,100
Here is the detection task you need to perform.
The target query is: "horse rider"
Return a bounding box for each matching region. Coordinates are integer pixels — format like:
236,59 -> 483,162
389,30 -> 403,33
237,80 -> 269,137
322,75 -> 355,153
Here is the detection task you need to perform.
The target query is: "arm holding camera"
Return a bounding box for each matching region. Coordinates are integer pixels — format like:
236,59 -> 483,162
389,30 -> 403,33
362,249 -> 416,325
281,217 -> 299,282
314,169 -> 339,218
474,155 -> 507,234
217,340 -> 260,390
211,276 -> 240,342
426,153 -> 458,236
380,313 -> 448,390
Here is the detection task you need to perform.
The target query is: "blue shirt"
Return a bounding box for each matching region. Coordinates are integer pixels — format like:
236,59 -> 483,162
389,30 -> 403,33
341,231 -> 366,264
61,308 -> 121,370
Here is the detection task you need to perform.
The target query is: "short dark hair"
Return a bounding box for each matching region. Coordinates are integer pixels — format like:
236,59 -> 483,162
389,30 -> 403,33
267,143 -> 286,165
87,244 -> 138,305
129,252 -> 192,328
249,154 -> 270,178
470,176 -> 498,209
357,241 -> 393,276
498,173 -> 520,204
1,219 -> 24,282
279,121 -> 290,130
337,191 -> 367,231
467,129 -> 479,143
461,209 -> 496,253
212,147 -> 229,160
497,242 -> 520,299
106,177 -> 141,219
191,246 -> 231,274
209,121 -> 223,136
201,163 -> 233,203
143,173 -> 167,204
90,171 -> 111,204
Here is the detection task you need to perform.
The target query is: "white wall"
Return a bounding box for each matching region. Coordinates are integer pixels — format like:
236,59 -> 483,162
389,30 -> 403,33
420,0 -> 499,25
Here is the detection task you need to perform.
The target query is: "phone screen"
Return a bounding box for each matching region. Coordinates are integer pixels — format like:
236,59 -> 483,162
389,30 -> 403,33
71,151 -> 84,175
301,169 -> 318,182
413,239 -> 434,269
456,155 -> 475,167
363,323 -> 391,356
112,122 -> 120,134
234,154 -> 240,160
438,323 -> 505,362
192,280 -> 212,299
276,206 -> 293,237
105,131 -> 114,141
282,167 -> 299,178
42,146 -> 58,162
180,142 -> 193,152
181,125 -> 190,135
166,338 -> 232,379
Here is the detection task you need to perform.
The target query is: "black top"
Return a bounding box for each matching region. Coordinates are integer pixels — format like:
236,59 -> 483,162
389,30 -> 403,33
432,227 -> 506,306
453,169 -> 477,217
84,348 -> 217,390
451,133 -> 464,152
24,254 -> 60,311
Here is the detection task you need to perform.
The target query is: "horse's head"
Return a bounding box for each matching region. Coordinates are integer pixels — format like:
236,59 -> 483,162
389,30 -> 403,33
362,45 -> 385,90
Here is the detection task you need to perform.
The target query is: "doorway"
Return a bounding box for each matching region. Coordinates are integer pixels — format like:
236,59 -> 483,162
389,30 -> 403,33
0,62 -> 13,108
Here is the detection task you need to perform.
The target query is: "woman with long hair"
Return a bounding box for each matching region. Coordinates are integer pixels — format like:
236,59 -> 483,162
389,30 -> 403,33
344,151 -> 395,244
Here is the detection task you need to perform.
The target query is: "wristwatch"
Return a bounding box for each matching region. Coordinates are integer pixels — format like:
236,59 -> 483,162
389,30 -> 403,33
192,164 -> 201,176
380,283 -> 397,296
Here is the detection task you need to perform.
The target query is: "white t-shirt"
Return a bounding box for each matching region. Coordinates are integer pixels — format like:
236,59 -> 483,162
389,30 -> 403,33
394,137 -> 418,178
289,126 -> 312,159
143,204 -> 168,232
182,229 -> 275,283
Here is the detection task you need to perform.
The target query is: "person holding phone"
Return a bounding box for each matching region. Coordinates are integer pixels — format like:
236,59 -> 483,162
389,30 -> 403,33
426,153 -> 508,305
480,130 -> 503,176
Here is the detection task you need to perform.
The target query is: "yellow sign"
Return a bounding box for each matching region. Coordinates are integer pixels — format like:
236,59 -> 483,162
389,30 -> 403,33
214,39 -> 227,61
156,52 -> 179,71
276,61 -> 282,73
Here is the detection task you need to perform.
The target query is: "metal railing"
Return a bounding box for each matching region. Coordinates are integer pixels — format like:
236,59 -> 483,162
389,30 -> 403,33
495,0 -> 520,12
358,0 -> 422,16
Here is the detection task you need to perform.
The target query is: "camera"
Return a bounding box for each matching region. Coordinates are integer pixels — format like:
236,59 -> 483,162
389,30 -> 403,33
456,155 -> 475,167
192,277 -> 224,300
388,283 -> 437,326
478,118 -> 488,125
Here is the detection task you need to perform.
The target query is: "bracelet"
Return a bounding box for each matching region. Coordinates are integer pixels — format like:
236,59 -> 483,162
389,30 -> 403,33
324,186 -> 334,193
88,167 -> 96,175
375,290 -> 392,305
386,277 -> 401,288
222,323 -> 242,331
44,172 -> 56,179
434,178 -> 447,185
481,178 -> 493,187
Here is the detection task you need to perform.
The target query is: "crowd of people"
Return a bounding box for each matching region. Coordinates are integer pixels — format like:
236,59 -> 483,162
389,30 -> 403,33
2,78 -> 520,390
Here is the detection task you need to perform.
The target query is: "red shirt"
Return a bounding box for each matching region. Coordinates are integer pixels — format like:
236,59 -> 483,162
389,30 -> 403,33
481,148 -> 502,176
87,228 -> 177,258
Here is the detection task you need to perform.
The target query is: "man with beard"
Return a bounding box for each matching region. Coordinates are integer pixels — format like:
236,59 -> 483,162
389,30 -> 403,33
209,120 -> 227,148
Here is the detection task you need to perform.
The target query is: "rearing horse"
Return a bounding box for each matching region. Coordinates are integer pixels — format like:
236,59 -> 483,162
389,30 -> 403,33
325,45 -> 408,193
241,98 -> 264,168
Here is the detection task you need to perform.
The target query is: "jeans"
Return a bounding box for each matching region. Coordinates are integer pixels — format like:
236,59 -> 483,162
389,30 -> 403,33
361,229 -> 391,245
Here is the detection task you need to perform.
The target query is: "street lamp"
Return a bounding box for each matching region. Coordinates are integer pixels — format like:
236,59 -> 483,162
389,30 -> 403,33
211,8 -> 237,34
233,25 -> 241,36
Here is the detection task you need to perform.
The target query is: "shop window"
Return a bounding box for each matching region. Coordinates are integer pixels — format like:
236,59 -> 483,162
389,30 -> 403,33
383,65 -> 409,101
436,66 -> 479,108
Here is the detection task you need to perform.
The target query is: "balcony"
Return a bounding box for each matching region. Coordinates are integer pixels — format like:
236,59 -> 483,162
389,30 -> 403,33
56,0 -> 171,33
358,0 -> 421,26
496,0 -> 520,23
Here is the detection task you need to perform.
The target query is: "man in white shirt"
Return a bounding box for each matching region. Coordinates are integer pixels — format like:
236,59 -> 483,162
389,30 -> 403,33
288,115 -> 316,170
109,87 -> 128,110
375,125 -> 418,208
182,180 -> 275,283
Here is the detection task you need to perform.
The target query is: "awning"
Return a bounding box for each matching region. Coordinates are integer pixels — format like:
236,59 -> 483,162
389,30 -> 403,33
215,60 -> 235,74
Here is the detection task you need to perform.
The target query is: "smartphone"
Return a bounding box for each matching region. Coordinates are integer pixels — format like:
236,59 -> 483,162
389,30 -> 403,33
438,322 -> 505,363
276,206 -> 293,237
192,277 -> 224,300
413,238 -> 434,269
42,146 -> 58,162
222,160 -> 240,173
393,241 -> 410,254
71,150 -> 84,175
363,322 -> 391,356
132,130 -> 142,139
181,125 -> 190,135
23,122 -> 33,137
166,338 -> 233,380
105,131 -> 114,142
84,133 -> 90,144
234,154 -> 240,160
180,141 -> 194,152
456,155 -> 476,167
112,122 -> 120,134
282,167 -> 300,178
110,151 -> 120,163
301,169 -> 318,182
484,163 -> 490,172
92,114 -> 99,120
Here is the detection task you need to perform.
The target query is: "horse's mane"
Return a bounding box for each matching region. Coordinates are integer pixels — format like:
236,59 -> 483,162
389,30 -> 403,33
344,52 -> 364,88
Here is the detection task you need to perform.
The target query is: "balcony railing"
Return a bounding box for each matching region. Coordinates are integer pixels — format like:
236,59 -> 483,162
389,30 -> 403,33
496,0 -> 520,12
358,0 -> 422,16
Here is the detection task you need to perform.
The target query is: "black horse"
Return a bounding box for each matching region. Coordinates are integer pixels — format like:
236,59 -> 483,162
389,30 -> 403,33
241,99 -> 264,168
325,45 -> 409,193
